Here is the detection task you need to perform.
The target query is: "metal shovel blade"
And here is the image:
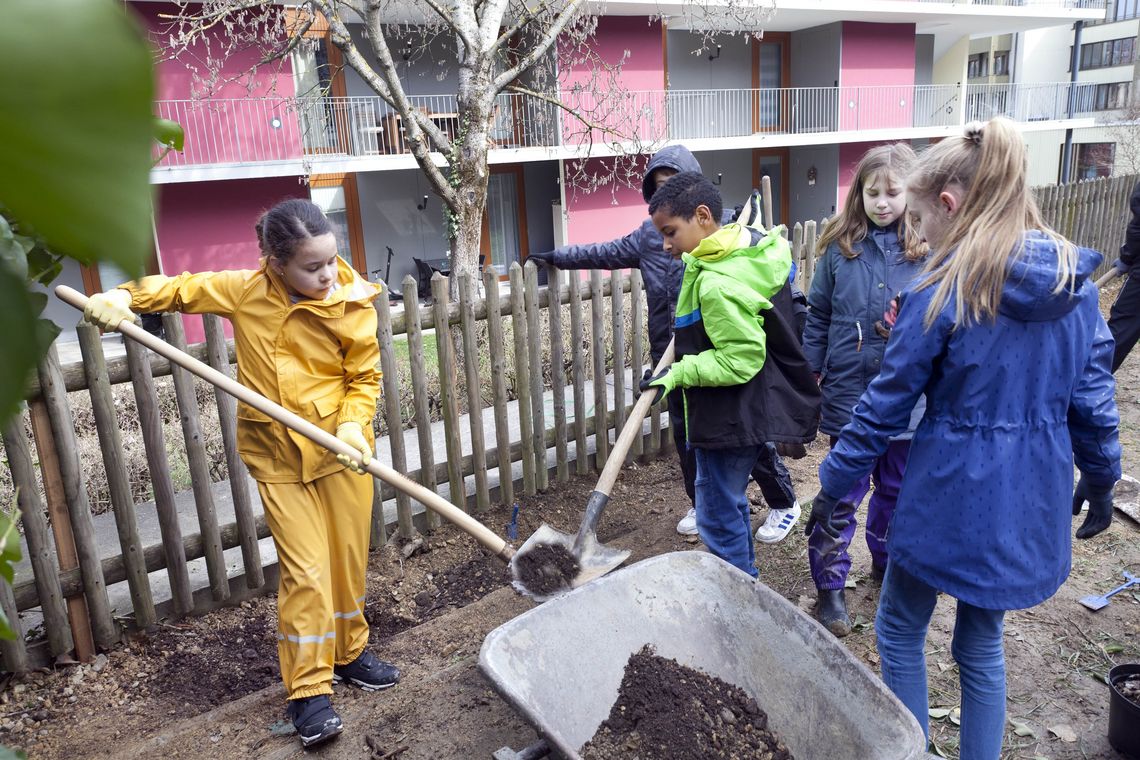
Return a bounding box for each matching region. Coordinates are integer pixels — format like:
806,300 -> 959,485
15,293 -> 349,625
1079,571 -> 1140,611
508,522 -> 631,602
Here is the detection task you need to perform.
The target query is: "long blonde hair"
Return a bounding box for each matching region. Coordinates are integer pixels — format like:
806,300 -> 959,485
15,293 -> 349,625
910,118 -> 1076,328
817,143 -> 927,261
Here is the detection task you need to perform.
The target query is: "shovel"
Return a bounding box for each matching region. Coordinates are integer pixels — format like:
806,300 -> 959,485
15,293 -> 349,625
1079,571 -> 1140,611
1097,265 -> 1126,288
54,285 -> 515,564
509,339 -> 676,600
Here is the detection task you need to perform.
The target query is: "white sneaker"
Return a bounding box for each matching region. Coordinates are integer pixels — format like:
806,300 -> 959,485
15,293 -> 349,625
755,502 -> 801,543
676,507 -> 699,536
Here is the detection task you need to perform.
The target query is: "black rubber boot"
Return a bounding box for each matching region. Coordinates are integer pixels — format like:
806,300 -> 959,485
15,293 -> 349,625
816,588 -> 851,638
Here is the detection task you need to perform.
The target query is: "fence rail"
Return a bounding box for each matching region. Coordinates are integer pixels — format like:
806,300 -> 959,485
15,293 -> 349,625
1,173 -> 1134,671
152,81 -> 1094,169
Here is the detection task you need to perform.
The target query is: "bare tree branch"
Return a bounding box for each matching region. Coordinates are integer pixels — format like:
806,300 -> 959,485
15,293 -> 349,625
493,0 -> 586,92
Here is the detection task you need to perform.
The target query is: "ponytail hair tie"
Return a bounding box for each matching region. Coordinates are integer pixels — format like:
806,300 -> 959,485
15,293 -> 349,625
964,121 -> 984,147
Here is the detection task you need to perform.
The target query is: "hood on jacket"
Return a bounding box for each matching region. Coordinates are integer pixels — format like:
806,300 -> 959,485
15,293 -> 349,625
642,145 -> 702,203
999,231 -> 1102,322
681,223 -> 791,303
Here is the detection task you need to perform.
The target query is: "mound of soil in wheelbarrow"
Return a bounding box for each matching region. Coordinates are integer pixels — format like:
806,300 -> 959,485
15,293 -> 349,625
580,645 -> 793,760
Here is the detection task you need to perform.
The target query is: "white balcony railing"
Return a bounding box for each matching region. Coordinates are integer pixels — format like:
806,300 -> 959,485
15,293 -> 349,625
151,81 -> 1099,171
913,0 -> 1105,7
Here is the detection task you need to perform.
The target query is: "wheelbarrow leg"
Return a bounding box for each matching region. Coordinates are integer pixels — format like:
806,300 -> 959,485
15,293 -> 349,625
492,739 -> 551,759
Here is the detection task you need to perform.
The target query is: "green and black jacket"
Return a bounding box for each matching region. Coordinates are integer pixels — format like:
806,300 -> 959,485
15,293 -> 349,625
657,223 -> 820,449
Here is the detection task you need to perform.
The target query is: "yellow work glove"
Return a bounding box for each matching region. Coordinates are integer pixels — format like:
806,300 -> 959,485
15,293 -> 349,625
335,422 -> 372,475
83,289 -> 136,331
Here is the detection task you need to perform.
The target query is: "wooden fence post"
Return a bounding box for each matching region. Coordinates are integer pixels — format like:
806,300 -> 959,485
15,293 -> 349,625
458,273 -> 490,511
629,270 -> 645,460
2,416 -> 71,663
403,275 -> 440,531
123,339 -> 193,617
547,267 -> 570,483
590,270 -> 609,469
431,275 -> 467,510
34,346 -> 116,649
523,263 -> 548,491
202,315 -> 263,587
375,294 -> 414,541
163,314 -> 229,603
509,263 -> 537,495
77,324 -> 155,629
569,273 -> 589,476
483,271 -> 514,505
610,271 -> 628,463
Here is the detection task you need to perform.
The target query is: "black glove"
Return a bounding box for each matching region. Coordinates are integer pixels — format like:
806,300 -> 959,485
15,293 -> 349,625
1072,476 -> 1114,540
638,368 -> 673,404
804,489 -> 848,540
528,251 -> 555,267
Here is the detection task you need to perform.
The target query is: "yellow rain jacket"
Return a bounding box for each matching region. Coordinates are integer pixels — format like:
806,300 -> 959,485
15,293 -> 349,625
122,257 -> 382,484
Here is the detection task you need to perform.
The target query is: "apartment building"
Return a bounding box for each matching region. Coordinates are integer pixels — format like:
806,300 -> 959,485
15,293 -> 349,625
41,0 -> 1106,343
998,0 -> 1140,184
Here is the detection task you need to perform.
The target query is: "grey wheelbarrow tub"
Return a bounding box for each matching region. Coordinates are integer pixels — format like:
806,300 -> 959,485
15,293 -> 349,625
479,551 -> 927,760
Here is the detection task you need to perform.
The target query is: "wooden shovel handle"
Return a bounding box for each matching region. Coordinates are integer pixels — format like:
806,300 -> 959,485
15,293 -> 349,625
593,338 -> 676,497
1097,266 -> 1124,288
55,285 -> 514,562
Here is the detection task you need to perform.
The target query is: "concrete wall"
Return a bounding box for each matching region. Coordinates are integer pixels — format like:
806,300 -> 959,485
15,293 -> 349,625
154,177 -> 308,342
342,25 -> 461,101
136,2 -> 303,166
790,144 -> 840,225
355,169 -> 450,292
915,35 -> 935,86
839,22 -> 916,131
524,163 -> 562,256
933,34 -> 969,126
666,31 -> 751,90
691,149 -> 756,216
791,23 -> 841,88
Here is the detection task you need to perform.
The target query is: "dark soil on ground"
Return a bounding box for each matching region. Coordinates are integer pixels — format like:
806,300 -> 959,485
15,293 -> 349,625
511,542 -> 580,596
580,645 -> 793,760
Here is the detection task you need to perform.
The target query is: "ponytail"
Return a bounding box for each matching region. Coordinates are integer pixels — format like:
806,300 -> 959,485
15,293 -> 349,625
910,118 -> 1076,328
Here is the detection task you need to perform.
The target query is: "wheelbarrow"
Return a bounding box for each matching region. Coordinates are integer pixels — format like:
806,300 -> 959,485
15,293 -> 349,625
479,552 -> 929,759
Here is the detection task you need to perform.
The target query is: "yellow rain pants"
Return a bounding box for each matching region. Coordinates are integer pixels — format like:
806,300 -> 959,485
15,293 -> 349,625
259,469 -> 373,699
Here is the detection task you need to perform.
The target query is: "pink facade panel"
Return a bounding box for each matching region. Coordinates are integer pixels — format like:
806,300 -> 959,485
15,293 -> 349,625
564,157 -> 650,250
839,23 -> 916,132
558,17 -> 666,146
132,3 -> 304,167
154,177 -> 308,343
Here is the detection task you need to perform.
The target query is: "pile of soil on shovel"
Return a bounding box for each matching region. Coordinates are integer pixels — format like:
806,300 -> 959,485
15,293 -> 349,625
1117,674 -> 1140,708
512,542 -> 579,596
580,646 -> 793,760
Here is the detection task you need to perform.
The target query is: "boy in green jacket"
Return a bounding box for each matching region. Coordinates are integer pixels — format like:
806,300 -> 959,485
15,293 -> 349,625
640,171 -> 819,577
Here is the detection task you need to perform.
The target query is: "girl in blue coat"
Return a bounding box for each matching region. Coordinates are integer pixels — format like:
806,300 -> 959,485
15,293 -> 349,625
802,143 -> 927,636
810,118 -> 1120,759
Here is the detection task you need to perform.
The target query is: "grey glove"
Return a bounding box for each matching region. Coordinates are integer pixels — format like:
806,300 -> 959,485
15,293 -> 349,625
1072,476 -> 1113,540
528,251 -> 555,267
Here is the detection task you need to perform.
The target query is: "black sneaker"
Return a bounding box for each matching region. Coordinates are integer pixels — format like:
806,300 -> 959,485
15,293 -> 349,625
286,694 -> 343,749
333,651 -> 400,692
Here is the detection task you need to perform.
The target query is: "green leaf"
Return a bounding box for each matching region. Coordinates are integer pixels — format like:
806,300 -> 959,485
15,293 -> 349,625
1010,719 -> 1037,738
0,0 -> 154,278
1104,643 -> 1125,654
0,268 -> 45,421
948,707 -> 960,727
154,117 -> 185,152
0,744 -> 28,759
928,707 -> 952,720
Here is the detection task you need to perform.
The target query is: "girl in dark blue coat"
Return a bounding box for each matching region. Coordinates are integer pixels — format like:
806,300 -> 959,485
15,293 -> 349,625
809,118 -> 1120,759
802,143 -> 927,636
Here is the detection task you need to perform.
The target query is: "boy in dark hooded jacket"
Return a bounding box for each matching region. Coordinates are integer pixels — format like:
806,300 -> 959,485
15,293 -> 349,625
640,171 -> 819,577
530,146 -> 803,542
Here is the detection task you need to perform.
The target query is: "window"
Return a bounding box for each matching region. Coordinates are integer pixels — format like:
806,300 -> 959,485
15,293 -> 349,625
1113,0 -> 1140,22
967,53 -> 988,79
992,51 -> 1010,77
1077,38 -> 1136,71
1094,82 -> 1131,110
1076,143 -> 1116,179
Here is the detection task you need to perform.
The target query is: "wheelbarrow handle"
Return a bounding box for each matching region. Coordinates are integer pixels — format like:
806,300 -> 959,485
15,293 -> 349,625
55,285 -> 514,562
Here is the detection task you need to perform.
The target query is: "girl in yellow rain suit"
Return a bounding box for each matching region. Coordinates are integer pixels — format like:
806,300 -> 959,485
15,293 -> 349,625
84,199 -> 397,749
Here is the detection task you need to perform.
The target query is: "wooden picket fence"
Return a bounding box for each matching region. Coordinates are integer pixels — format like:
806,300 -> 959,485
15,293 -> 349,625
0,172 -> 1134,673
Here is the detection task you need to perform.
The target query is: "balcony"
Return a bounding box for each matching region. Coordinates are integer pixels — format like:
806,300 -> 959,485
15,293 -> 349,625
150,81 -> 1099,181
